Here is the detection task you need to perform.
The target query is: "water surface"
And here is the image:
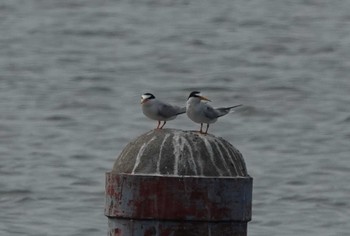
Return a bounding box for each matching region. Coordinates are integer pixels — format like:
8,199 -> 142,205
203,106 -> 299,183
1,0 -> 350,235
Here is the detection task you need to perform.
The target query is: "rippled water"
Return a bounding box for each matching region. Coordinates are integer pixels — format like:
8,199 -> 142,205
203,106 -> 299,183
1,0 -> 350,235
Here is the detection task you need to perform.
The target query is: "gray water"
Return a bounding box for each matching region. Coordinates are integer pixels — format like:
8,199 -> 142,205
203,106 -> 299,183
1,0 -> 350,235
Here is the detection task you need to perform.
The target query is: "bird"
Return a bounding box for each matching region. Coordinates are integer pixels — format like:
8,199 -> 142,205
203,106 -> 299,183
141,93 -> 186,129
186,91 -> 242,134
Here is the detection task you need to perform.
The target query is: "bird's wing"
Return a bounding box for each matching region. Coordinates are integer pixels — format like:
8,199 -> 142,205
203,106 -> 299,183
203,104 -> 221,119
158,103 -> 182,118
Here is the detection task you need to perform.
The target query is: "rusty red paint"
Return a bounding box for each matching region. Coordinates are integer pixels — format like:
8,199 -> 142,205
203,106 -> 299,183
105,175 -> 121,197
144,227 -> 156,236
113,228 -> 121,236
131,177 -> 230,220
107,219 -> 248,236
159,227 -> 173,236
105,173 -> 252,222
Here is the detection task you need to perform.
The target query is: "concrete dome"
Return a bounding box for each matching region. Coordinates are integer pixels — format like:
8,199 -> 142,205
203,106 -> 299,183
112,129 -> 248,177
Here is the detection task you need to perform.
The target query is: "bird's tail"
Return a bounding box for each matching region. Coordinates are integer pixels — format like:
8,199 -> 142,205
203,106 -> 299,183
176,106 -> 187,115
217,104 -> 242,116
226,104 -> 243,110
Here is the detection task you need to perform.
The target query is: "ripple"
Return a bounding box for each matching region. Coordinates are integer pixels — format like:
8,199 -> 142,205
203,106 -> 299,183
0,189 -> 33,195
70,179 -> 99,186
56,101 -> 113,110
71,75 -> 113,82
286,180 -> 307,186
70,154 -> 95,160
61,29 -> 128,38
45,115 -> 74,122
78,86 -> 114,94
342,116 -> 350,123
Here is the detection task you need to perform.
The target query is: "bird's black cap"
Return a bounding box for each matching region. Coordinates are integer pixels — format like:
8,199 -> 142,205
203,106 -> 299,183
188,91 -> 201,99
142,93 -> 156,99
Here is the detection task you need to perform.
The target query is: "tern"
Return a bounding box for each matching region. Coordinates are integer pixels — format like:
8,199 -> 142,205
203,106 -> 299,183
141,93 -> 186,129
186,91 -> 242,134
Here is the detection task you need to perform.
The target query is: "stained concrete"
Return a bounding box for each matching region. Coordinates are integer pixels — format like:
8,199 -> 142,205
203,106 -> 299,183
112,129 -> 248,177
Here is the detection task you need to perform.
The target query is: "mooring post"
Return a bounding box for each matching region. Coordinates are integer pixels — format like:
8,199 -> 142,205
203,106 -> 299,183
105,129 -> 252,236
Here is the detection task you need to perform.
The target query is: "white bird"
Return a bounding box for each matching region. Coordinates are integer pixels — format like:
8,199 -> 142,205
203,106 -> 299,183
186,91 -> 242,134
141,93 -> 186,129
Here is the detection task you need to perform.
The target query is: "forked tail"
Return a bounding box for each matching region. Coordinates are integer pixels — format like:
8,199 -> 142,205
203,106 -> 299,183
217,104 -> 243,117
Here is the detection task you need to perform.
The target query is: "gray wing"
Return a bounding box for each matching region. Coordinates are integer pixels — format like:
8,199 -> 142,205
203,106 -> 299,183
203,104 -> 221,119
158,103 -> 185,118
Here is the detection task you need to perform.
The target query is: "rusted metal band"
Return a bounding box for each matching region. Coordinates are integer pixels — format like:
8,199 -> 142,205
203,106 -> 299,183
108,218 -> 248,236
105,173 -> 252,222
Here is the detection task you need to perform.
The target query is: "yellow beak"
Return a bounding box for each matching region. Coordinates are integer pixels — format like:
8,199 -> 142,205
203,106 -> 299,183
199,96 -> 211,102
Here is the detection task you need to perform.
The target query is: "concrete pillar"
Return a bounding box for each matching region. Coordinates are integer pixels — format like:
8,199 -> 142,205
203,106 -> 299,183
105,129 -> 252,236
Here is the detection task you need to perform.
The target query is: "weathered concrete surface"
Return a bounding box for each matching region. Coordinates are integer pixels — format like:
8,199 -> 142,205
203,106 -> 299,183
112,129 -> 248,176
105,174 -> 252,221
106,129 -> 252,236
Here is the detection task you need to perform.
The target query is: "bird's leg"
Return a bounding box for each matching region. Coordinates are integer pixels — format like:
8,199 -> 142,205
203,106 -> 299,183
160,121 -> 166,129
204,124 -> 209,134
199,123 -> 203,133
156,120 -> 161,129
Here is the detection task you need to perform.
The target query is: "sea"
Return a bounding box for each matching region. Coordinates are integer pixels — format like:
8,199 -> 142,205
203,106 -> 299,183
1,0 -> 350,235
